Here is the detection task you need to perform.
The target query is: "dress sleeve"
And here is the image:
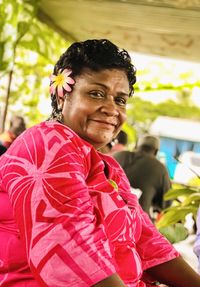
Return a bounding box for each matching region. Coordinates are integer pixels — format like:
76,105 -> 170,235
2,124 -> 116,287
136,206 -> 179,271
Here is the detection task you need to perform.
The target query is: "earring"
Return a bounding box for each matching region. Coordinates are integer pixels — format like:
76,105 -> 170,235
55,108 -> 64,124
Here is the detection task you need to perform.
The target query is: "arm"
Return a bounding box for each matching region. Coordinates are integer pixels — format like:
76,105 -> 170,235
139,186 -> 156,214
93,274 -> 127,287
146,256 -> 200,287
136,206 -> 200,286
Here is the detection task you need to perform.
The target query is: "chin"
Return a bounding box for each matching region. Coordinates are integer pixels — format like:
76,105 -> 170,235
85,132 -> 113,148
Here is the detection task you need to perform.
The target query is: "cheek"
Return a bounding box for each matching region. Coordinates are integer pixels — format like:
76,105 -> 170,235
120,111 -> 127,124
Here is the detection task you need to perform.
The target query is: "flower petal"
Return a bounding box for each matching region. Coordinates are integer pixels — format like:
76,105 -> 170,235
57,85 -> 64,98
49,69 -> 75,97
50,85 -> 56,95
66,77 -> 75,85
63,82 -> 72,92
62,69 -> 72,76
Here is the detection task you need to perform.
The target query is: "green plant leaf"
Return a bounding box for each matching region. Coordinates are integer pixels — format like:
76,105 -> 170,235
156,206 -> 196,228
159,223 -> 188,243
18,21 -> 29,37
0,61 -> 9,71
182,193 -> 200,206
164,188 -> 198,200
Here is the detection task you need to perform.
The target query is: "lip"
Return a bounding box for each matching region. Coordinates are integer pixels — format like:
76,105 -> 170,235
90,119 -> 117,127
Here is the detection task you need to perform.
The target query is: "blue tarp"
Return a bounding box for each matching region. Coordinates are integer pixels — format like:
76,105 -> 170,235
159,137 -> 200,178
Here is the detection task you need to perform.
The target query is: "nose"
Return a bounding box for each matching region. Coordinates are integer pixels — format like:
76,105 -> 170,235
100,97 -> 119,116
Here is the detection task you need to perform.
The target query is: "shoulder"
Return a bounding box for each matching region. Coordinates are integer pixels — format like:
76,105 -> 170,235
113,151 -> 138,171
3,121 -> 93,161
154,157 -> 169,172
112,150 -> 132,165
147,157 -> 170,180
0,122 -> 95,184
21,121 -> 90,145
113,150 -> 131,158
142,154 -> 166,168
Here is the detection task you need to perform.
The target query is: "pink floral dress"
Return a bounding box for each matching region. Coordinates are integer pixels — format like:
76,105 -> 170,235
0,121 -> 179,286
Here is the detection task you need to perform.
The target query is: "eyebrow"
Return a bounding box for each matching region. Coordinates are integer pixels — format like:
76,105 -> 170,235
92,82 -> 129,97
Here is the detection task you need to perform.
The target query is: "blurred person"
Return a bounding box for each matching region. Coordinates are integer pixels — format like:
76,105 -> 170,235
113,134 -> 171,219
111,130 -> 128,153
0,39 -> 200,287
100,131 -> 127,154
0,115 -> 26,150
0,143 -> 7,156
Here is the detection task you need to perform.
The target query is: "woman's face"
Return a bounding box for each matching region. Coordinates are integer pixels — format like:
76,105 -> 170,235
61,68 -> 130,149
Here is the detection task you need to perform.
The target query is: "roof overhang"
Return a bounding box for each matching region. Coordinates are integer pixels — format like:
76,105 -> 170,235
38,0 -> 200,63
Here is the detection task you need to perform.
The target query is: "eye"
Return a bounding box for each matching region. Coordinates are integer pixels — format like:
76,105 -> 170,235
115,96 -> 127,107
89,90 -> 105,99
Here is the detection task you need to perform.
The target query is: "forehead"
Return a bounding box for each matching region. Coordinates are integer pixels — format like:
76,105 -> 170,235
75,68 -> 129,89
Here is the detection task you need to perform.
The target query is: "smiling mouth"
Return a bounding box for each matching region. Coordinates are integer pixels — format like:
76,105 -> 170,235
90,119 -> 117,128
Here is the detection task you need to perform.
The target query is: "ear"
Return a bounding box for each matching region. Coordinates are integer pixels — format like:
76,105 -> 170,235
154,149 -> 158,156
56,94 -> 65,110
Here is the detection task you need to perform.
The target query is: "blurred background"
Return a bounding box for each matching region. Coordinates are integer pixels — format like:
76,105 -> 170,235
1,0 -> 200,269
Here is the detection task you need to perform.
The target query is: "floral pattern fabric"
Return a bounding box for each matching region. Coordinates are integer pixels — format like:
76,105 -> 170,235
0,121 -> 179,286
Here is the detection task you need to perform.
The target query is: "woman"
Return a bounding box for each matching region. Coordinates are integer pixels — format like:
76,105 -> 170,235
0,39 -> 200,287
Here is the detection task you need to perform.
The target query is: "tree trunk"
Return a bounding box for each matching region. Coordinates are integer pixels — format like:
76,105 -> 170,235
0,70 -> 13,133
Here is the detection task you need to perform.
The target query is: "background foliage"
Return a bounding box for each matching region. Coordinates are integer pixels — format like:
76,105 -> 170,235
0,0 -> 68,129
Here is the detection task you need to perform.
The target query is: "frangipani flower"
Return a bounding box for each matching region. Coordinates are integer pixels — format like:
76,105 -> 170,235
50,69 -> 75,98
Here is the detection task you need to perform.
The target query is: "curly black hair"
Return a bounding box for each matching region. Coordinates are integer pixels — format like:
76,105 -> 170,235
50,39 -> 137,119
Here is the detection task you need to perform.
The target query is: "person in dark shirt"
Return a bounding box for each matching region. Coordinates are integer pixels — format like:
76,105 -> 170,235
110,130 -> 128,154
113,134 -> 171,220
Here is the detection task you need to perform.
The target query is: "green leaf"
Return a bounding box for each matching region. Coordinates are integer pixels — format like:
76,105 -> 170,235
159,223 -> 188,243
182,193 -> 200,206
18,21 -> 29,38
156,206 -> 196,228
19,39 -> 39,52
164,188 -> 198,200
0,61 -> 9,71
